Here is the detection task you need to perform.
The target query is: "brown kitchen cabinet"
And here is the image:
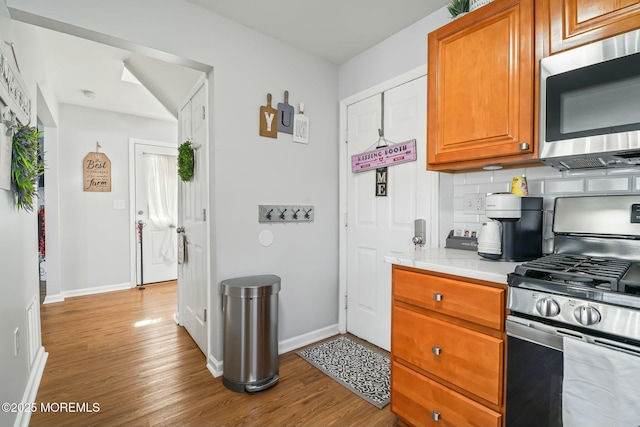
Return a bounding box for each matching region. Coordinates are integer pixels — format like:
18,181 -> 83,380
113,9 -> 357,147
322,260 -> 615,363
391,266 -> 506,427
541,0 -> 640,56
427,0 -> 535,172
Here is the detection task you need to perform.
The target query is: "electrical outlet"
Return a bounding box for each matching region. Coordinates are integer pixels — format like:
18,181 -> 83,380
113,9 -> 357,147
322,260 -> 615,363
463,194 -> 485,214
14,327 -> 19,357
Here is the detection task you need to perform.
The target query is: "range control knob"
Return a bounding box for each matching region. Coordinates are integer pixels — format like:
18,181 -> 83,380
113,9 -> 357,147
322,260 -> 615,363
535,297 -> 560,317
573,305 -> 601,326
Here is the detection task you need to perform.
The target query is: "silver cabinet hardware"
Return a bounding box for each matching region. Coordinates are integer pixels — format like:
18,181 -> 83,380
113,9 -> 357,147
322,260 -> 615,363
519,142 -> 530,151
432,411 -> 441,421
432,346 -> 442,356
433,293 -> 443,302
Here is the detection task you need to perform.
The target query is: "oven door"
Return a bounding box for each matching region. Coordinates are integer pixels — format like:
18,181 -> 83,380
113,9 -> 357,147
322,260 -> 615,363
506,316 -> 563,427
506,314 -> 640,427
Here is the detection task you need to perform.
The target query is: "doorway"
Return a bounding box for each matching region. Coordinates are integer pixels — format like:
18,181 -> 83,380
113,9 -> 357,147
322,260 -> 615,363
129,139 -> 178,287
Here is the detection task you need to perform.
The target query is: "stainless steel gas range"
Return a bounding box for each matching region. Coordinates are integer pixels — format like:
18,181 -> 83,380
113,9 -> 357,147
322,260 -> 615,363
505,195 -> 640,427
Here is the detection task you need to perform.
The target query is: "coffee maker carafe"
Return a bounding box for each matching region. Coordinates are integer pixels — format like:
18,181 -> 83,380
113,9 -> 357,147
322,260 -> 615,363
478,193 -> 543,262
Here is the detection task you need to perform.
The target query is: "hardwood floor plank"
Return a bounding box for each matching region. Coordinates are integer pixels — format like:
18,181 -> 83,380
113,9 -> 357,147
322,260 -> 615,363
31,282 -> 396,427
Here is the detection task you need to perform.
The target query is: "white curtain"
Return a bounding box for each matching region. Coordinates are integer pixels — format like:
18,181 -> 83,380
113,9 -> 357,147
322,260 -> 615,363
144,154 -> 178,262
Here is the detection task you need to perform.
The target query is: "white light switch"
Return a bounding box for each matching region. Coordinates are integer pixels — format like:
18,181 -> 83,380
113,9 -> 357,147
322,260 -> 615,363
113,200 -> 126,210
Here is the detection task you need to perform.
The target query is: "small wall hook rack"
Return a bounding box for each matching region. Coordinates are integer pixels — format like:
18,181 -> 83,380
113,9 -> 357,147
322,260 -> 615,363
259,205 -> 314,223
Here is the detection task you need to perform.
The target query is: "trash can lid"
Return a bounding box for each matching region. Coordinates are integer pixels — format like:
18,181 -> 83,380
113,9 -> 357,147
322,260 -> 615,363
220,274 -> 281,298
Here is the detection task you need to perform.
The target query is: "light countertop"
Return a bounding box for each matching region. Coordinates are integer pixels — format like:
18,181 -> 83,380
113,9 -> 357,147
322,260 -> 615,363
384,248 -> 523,284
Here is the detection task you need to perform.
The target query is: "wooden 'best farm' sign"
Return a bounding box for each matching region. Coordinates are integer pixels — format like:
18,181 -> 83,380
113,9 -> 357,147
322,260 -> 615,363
83,152 -> 111,192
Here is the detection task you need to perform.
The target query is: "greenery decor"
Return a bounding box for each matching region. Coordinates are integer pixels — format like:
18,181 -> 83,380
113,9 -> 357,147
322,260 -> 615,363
11,123 -> 44,212
447,0 -> 470,17
178,140 -> 195,182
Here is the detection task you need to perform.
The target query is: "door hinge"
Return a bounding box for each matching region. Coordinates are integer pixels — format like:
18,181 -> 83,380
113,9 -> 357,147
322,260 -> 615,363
202,105 -> 206,120
344,212 -> 348,227
344,294 -> 348,310
204,309 -> 207,322
203,208 -> 206,221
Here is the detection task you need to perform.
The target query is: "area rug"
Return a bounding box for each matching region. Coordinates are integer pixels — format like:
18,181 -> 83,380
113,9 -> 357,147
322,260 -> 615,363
296,335 -> 390,409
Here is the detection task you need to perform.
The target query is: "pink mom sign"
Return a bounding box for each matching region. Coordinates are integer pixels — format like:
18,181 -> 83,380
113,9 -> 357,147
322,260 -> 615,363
351,139 -> 417,173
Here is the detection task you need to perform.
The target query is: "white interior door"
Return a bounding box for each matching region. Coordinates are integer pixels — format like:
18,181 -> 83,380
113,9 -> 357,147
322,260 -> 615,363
134,143 -> 178,285
178,82 -> 208,355
346,76 -> 434,351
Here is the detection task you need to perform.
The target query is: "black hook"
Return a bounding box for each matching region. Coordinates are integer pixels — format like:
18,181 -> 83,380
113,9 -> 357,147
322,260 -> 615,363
266,209 -> 273,220
304,208 -> 313,219
279,208 -> 288,220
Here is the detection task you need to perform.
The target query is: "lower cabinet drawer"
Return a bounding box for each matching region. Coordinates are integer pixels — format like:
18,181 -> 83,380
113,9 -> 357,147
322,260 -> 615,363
392,305 -> 504,405
392,361 -> 502,427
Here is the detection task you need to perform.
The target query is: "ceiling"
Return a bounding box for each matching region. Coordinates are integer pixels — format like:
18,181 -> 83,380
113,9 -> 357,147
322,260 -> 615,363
12,0 -> 449,121
187,0 -> 450,64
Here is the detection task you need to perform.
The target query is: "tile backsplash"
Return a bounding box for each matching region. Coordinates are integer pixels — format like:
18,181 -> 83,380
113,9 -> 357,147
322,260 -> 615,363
440,165 -> 640,252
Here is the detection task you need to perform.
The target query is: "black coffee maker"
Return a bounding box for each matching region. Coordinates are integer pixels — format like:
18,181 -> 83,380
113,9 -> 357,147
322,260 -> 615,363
479,194 -> 543,262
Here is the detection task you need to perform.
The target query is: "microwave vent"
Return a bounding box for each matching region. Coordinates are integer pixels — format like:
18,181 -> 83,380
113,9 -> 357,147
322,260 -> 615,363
560,158 -> 606,169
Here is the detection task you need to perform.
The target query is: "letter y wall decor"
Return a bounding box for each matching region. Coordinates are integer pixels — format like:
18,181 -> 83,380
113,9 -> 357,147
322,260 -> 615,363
259,91 -> 309,143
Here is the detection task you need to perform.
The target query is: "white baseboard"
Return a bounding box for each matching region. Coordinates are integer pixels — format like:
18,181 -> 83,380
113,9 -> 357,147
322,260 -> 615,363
278,324 -> 340,355
14,347 -> 48,427
43,294 -> 64,304
207,354 -> 223,378
43,282 -> 134,303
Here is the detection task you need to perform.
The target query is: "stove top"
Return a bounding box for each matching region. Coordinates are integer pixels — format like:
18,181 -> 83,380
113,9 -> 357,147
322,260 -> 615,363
509,253 -> 640,310
513,253 -> 633,291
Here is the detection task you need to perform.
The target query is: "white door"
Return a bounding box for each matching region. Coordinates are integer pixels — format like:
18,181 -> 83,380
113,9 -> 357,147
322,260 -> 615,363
134,143 -> 178,285
178,82 -> 209,355
346,76 -> 436,351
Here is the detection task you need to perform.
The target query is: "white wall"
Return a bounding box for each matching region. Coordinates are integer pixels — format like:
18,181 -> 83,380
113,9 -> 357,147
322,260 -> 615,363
339,6 -> 450,100
0,2 -> 51,426
57,104 -> 177,295
6,0 -> 341,366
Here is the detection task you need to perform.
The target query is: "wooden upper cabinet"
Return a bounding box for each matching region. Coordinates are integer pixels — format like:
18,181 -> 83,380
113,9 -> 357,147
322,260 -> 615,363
544,0 -> 640,55
427,0 -> 535,171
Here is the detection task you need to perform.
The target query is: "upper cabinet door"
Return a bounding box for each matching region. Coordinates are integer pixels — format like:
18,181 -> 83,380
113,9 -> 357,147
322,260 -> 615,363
427,0 -> 535,171
545,0 -> 640,55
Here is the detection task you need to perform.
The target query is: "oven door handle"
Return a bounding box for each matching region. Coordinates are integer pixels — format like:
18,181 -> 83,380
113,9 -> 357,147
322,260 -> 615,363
508,315 -> 640,356
506,316 -> 564,351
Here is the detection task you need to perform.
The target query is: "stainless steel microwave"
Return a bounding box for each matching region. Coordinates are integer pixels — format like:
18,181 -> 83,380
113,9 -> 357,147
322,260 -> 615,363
539,29 -> 640,171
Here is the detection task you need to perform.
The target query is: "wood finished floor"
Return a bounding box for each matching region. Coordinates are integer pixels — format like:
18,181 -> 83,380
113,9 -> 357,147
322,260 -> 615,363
31,282 -> 396,427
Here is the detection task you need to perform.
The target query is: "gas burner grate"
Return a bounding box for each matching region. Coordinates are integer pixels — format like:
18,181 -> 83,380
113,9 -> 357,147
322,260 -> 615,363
516,253 -> 631,287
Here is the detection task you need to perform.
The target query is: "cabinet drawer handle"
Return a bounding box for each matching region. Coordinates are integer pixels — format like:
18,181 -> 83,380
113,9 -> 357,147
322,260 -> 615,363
432,346 -> 442,356
432,411 -> 441,421
519,142 -> 530,151
433,293 -> 443,302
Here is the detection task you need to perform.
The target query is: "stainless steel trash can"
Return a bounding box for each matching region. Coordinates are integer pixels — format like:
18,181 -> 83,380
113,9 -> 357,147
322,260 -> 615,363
221,274 -> 280,393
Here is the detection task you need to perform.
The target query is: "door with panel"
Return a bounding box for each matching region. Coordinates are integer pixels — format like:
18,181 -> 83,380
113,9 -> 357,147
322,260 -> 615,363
178,82 -> 208,355
134,142 -> 178,285
346,77 -> 436,351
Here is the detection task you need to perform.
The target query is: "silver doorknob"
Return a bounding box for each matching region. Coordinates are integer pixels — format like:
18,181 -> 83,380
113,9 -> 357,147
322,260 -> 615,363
176,227 -> 185,233
412,236 -> 423,245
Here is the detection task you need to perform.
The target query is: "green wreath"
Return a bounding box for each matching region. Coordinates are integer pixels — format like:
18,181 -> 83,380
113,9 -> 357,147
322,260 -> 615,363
11,123 -> 45,212
178,140 -> 194,182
